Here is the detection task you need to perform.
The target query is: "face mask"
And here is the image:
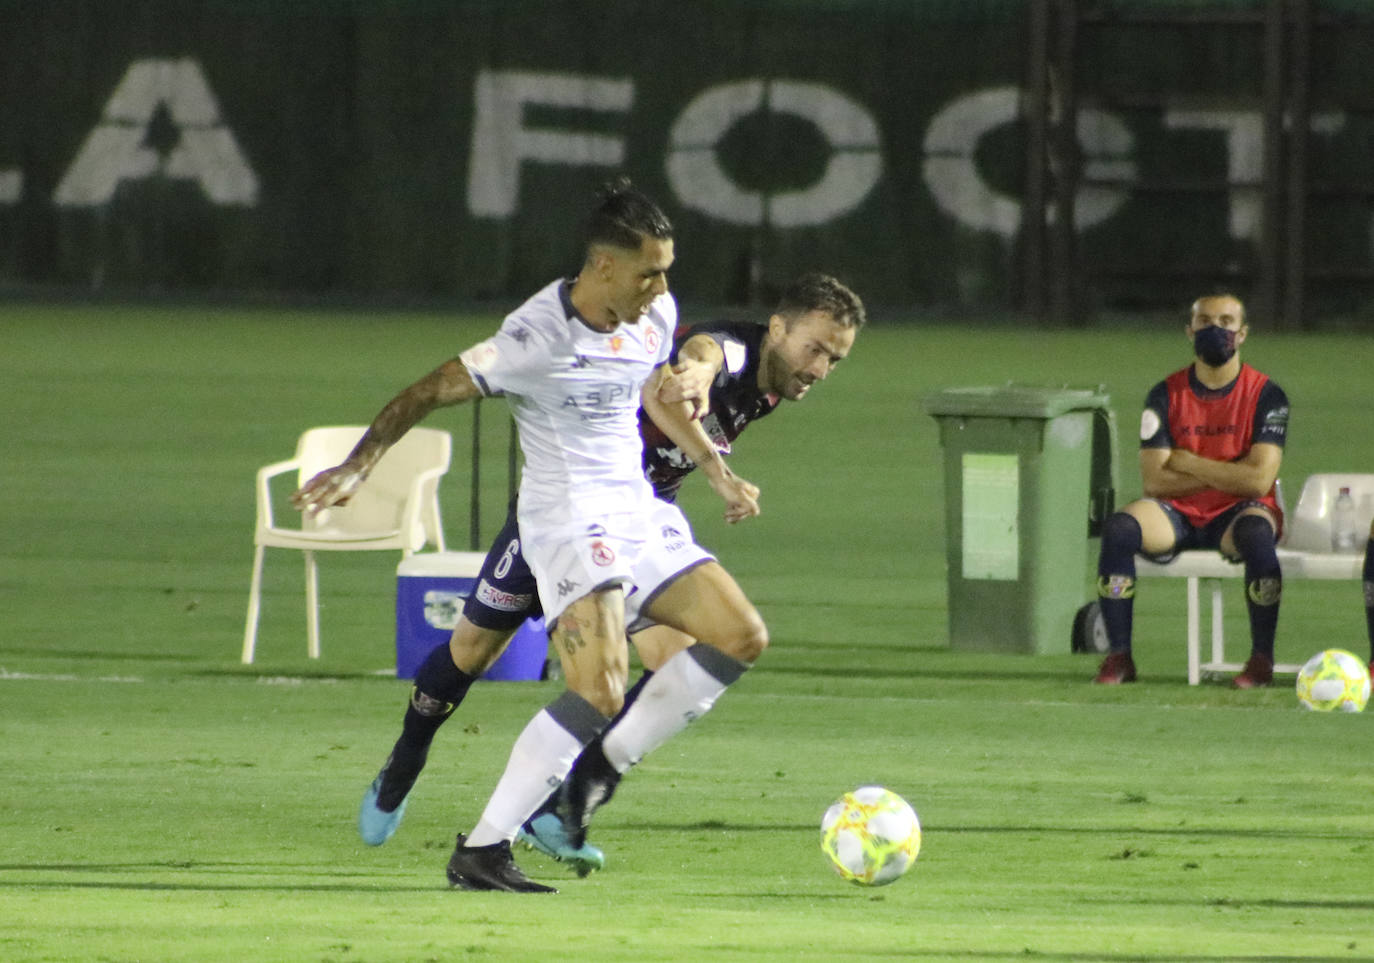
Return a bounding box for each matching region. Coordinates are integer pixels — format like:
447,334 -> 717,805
1193,324 -> 1237,367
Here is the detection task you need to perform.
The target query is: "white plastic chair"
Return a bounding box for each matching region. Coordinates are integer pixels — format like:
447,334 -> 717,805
1280,473 -> 1374,553
1136,475 -> 1371,683
242,425 -> 452,663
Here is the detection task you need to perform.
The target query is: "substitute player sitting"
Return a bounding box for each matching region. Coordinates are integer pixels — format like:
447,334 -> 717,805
1094,293 -> 1289,687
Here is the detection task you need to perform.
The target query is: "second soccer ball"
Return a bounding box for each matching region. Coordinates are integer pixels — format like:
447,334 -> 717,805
1295,648 -> 1370,712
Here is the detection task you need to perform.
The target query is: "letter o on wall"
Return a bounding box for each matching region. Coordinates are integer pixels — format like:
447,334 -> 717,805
666,80 -> 882,228
923,85 -> 1135,239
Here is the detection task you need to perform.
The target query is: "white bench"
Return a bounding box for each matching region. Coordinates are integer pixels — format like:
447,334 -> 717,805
1134,473 -> 1373,685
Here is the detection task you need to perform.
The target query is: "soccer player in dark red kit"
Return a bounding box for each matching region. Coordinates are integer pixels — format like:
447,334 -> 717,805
1093,293 -> 1289,687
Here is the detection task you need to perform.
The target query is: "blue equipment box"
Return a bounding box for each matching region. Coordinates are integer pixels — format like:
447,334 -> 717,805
395,551 -> 547,681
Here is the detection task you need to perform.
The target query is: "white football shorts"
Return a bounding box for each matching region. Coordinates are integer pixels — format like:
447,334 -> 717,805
520,499 -> 713,628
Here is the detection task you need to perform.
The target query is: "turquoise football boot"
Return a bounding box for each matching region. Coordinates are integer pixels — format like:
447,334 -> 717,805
516,812 -> 605,877
358,773 -> 407,846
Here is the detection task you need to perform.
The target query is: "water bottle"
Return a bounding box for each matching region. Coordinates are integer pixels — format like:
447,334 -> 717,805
1331,486 -> 1359,553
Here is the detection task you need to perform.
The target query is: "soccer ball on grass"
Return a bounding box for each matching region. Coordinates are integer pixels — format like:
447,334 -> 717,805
1295,649 -> 1370,712
819,786 -> 921,886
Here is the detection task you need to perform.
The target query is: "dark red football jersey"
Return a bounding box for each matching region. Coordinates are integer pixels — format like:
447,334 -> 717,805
1143,363 -> 1289,527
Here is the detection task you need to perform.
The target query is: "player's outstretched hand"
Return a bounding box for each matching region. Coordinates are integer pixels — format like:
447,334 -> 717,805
657,359 -> 714,420
291,464 -> 367,515
710,468 -> 760,524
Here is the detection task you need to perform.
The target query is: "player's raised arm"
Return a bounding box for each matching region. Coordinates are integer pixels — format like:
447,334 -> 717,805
291,358 -> 482,515
657,333 -> 724,420
641,363 -> 760,524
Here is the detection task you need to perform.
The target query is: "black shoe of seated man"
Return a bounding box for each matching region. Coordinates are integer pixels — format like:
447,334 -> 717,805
446,834 -> 557,893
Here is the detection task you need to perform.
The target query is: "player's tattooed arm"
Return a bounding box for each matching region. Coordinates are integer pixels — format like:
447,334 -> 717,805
291,358 -> 481,513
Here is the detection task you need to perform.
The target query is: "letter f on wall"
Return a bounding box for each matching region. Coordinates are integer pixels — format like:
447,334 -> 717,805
54,58 -> 258,208
466,70 -> 634,217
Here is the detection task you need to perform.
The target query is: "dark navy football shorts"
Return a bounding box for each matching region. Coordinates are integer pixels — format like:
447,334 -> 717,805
1144,498 -> 1277,564
461,508 -> 543,630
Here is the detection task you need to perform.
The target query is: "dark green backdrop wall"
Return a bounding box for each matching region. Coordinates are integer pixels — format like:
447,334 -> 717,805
2,1 -> 1372,316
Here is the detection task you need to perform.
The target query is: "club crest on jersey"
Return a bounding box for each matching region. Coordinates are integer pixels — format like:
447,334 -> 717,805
608,335 -> 624,354
590,540 -> 615,566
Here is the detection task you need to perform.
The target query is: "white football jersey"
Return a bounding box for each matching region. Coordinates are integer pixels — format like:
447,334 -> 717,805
460,278 -> 677,524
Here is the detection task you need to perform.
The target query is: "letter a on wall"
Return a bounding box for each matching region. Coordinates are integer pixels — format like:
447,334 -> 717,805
54,58 -> 258,208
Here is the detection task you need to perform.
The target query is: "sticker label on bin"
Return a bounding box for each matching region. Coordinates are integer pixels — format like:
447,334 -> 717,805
961,453 -> 1019,580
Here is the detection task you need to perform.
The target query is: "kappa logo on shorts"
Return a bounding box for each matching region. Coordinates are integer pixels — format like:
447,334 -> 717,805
556,578 -> 580,598
661,525 -> 682,539
591,540 -> 615,566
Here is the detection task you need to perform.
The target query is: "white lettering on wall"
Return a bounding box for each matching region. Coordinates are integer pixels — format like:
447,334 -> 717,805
665,79 -> 881,227
1163,107 -> 1345,240
53,58 -> 257,208
467,70 -> 634,218
0,169 -> 21,204
922,86 -> 1137,239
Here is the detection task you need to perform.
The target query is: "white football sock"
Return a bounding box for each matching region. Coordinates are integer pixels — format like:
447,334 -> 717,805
601,643 -> 746,773
467,693 -> 607,847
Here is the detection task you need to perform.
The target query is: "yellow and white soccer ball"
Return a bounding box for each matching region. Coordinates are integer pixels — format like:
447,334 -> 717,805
819,786 -> 921,886
1295,649 -> 1370,712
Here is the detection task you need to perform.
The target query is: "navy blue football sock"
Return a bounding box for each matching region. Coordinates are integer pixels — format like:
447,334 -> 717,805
1232,514 -> 1281,660
378,642 -> 476,809
1364,537 -> 1374,663
1096,513 -> 1142,654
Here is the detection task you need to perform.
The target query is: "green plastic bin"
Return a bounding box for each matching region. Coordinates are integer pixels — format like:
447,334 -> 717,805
923,384 -> 1118,654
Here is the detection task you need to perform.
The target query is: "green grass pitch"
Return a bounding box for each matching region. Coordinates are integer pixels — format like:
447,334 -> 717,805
1,302 -> 1372,962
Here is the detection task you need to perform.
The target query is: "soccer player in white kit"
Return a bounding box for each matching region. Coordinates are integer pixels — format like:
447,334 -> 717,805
292,180 -> 767,892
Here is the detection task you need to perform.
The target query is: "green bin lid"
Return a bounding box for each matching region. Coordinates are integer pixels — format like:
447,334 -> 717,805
922,383 -> 1111,419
